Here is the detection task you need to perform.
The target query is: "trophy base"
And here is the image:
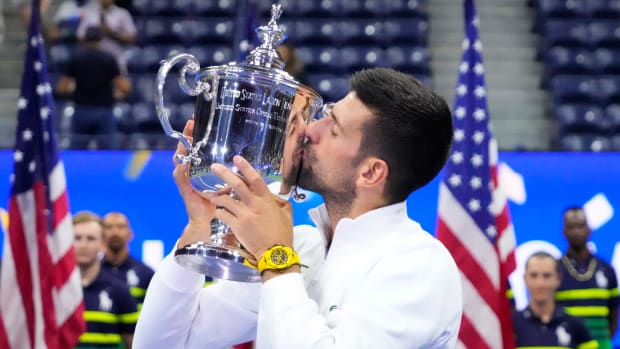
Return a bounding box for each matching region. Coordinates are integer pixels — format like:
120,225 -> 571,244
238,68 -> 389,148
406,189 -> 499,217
174,242 -> 262,283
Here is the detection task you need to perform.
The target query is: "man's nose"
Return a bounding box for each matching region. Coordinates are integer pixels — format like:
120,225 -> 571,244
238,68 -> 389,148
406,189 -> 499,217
304,118 -> 326,144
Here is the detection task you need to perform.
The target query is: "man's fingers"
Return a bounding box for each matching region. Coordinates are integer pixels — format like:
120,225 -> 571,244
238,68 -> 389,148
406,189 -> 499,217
209,162 -> 253,203
183,118 -> 194,136
173,119 -> 194,165
173,162 -> 192,195
232,156 -> 270,196
211,192 -> 242,217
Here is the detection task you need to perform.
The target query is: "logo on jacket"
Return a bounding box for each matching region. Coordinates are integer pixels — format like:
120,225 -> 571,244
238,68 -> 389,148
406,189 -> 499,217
595,270 -> 608,288
556,325 -> 571,346
127,269 -> 139,287
99,290 -> 112,312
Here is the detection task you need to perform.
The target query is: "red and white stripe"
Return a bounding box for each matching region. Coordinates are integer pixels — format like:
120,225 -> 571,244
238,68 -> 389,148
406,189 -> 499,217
0,161 -> 84,349
437,139 -> 516,349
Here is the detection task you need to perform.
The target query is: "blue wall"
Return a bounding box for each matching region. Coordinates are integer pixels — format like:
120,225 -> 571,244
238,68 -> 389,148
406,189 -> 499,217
1,150 -> 619,345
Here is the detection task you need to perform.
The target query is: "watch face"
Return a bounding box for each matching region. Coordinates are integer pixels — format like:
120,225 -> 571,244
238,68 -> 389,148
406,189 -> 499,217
270,248 -> 289,266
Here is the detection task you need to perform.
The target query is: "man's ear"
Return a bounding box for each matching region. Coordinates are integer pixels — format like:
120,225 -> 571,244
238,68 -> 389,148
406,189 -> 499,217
357,157 -> 388,188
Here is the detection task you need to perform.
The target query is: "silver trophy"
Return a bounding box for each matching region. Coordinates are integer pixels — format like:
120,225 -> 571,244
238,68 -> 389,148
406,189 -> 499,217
155,5 -> 323,282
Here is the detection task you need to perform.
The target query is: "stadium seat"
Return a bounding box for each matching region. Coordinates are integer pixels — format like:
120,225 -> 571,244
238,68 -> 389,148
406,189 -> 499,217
585,0 -> 620,18
131,0 -> 151,16
125,47 -> 145,74
384,0 -> 428,18
597,76 -> 620,106
294,20 -> 338,45
296,46 -> 340,73
192,0 -> 238,16
114,102 -> 135,135
173,102 -> 196,130
554,104 -> 608,134
339,46 -> 386,73
141,17 -> 184,45
611,134 -> 620,150
187,45 -> 234,67
129,45 -> 184,74
541,20 -> 589,48
306,74 -> 350,103
340,0 -> 385,17
295,1 -> 336,17
339,20 -> 382,45
163,72 -> 196,104
560,133 -> 611,151
549,75 -> 595,104
594,48 -> 620,74
385,46 -> 430,74
199,18 -> 235,45
131,75 -> 155,103
537,0 -> 585,19
382,18 -> 428,45
544,47 -> 594,78
589,21 -> 620,48
606,104 -> 620,133
132,102 -> 161,133
150,0 -> 190,17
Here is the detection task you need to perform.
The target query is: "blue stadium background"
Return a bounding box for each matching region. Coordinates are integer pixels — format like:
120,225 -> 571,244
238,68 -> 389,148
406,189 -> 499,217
1,150 -> 619,346
2,0 -> 620,346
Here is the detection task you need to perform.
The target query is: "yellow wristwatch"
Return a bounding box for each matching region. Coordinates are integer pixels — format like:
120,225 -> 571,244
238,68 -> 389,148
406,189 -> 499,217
257,245 -> 300,274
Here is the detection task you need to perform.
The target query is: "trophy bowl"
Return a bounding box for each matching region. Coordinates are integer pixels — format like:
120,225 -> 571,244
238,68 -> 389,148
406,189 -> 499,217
154,5 -> 323,282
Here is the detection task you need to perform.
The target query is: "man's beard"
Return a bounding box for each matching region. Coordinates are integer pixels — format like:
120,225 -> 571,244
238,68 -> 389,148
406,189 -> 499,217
107,236 -> 125,254
297,148 -> 357,207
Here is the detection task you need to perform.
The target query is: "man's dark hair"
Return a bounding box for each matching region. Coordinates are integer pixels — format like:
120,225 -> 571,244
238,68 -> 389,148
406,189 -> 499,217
562,205 -> 584,217
350,68 -> 453,203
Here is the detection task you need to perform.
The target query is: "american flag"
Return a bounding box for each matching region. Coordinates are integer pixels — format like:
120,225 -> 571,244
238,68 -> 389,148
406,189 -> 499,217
436,1 -> 517,348
0,1 -> 85,348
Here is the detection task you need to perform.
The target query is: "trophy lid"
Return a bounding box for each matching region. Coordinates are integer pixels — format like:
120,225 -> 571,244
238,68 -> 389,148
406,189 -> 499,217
244,4 -> 287,70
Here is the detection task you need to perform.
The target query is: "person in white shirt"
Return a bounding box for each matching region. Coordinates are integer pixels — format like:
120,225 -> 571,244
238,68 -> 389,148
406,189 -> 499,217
133,68 -> 463,349
76,0 -> 136,74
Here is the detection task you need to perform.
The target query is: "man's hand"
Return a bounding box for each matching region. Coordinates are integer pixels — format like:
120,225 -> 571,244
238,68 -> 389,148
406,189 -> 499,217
173,119 -> 216,247
210,155 -> 294,261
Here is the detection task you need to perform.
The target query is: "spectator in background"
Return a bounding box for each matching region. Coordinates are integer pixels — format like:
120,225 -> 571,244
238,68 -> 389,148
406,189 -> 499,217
47,0 -> 95,44
512,251 -> 597,349
77,0 -> 137,74
102,211 -> 154,311
277,41 -> 306,85
56,26 -> 130,149
73,211 -> 138,349
557,207 -> 619,349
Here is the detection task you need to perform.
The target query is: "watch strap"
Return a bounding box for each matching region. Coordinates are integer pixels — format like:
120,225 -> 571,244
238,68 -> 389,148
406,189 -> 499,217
257,244 -> 300,274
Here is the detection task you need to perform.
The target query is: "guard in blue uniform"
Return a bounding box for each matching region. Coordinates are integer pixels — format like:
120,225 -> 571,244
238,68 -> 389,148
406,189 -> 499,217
102,212 -> 154,310
74,211 -> 138,348
512,251 -> 597,349
513,306 -> 597,349
81,268 -> 138,348
556,207 -> 619,349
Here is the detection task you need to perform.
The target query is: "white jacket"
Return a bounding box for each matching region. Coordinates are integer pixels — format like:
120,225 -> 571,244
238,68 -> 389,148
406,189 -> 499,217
133,202 -> 463,349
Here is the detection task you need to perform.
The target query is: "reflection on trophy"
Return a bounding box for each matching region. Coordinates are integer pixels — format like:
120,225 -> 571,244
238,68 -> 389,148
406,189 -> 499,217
154,4 -> 323,282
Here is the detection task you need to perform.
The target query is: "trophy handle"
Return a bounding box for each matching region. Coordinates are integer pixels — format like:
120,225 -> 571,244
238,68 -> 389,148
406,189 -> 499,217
155,53 -> 214,165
